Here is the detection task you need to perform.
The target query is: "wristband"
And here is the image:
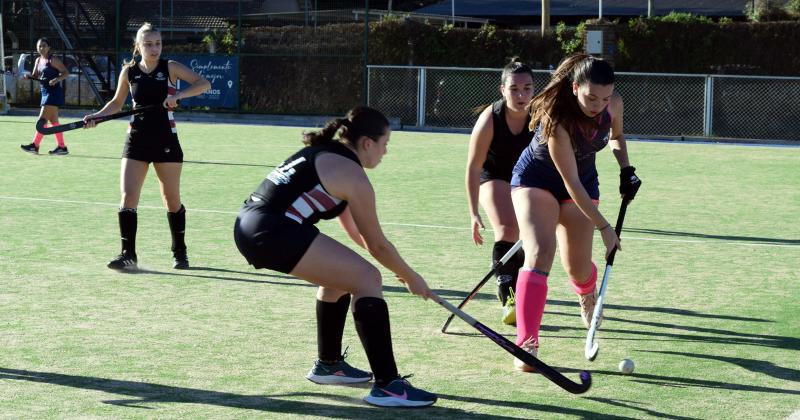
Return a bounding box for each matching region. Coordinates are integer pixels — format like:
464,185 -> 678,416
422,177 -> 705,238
598,224 -> 611,231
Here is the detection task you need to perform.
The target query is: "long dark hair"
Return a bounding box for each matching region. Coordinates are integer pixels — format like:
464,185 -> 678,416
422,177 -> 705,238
36,37 -> 53,58
472,57 -> 534,115
529,54 -> 615,143
303,106 -> 390,147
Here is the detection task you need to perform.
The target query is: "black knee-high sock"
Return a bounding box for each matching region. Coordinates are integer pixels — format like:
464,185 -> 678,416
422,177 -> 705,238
119,208 -> 137,255
316,294 -> 351,363
167,204 -> 186,252
494,241 -> 521,305
353,297 -> 398,387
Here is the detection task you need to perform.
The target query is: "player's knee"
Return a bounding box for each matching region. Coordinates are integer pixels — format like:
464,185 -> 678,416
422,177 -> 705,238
356,264 -> 383,294
526,244 -> 556,268
494,224 -> 519,242
564,262 -> 593,284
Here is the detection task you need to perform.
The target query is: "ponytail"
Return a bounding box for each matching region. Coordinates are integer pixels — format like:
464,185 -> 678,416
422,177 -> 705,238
302,119 -> 346,146
302,107 -> 389,148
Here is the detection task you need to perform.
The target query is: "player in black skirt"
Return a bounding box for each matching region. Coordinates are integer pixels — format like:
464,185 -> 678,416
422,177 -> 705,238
83,23 -> 210,270
465,58 -> 534,325
234,107 -> 437,408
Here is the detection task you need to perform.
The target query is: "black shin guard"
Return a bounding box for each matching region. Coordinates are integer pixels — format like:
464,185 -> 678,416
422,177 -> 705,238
353,297 -> 398,387
493,241 -> 521,305
118,208 -> 137,255
316,294 -> 351,363
167,204 -> 186,252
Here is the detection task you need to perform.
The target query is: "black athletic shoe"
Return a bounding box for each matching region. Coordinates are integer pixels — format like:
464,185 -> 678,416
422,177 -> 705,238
172,249 -> 189,269
49,146 -> 69,155
21,143 -> 39,154
107,251 -> 138,270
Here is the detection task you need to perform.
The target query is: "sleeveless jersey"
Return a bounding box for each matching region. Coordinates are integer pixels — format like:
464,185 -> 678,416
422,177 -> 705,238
36,56 -> 61,93
482,99 -> 531,181
516,107 -> 612,176
127,59 -> 177,136
245,141 -> 362,225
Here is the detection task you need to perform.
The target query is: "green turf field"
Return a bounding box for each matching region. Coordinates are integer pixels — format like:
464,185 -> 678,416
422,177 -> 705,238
1,116 -> 798,419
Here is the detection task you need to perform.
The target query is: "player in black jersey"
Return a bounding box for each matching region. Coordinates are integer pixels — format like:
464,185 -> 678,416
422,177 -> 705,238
465,59 -> 534,325
82,23 -> 210,271
234,107 -> 437,408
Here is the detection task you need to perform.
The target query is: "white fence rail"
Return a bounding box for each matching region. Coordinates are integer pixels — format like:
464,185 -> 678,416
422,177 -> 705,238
367,65 -> 800,142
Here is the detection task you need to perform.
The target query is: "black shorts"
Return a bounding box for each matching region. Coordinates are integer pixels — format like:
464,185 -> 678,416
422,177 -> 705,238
511,162 -> 600,202
233,206 -> 320,274
479,167 -> 512,184
123,132 -> 184,163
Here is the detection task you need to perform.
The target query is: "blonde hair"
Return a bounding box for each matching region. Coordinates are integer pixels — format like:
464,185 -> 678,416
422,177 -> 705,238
123,23 -> 160,68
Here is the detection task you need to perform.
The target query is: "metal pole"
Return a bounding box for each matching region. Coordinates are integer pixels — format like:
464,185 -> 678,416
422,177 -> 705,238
0,10 -> 7,113
598,0 -> 602,19
452,0 -> 455,25
362,0 -> 369,106
541,0 -> 550,37
647,0 -> 653,17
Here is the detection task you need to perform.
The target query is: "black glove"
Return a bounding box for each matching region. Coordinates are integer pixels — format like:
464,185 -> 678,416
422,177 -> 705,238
619,166 -> 642,200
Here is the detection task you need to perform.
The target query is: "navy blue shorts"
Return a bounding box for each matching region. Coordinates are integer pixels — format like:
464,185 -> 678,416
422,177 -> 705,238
41,85 -> 64,107
233,205 -> 320,274
511,163 -> 600,202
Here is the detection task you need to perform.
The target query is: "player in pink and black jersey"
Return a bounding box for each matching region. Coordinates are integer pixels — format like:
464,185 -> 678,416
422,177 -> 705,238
234,106 -> 437,408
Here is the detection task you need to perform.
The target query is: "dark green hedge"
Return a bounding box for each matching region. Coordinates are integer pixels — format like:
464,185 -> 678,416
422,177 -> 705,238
369,19 -> 564,68
616,19 -> 800,75
169,19 -> 800,114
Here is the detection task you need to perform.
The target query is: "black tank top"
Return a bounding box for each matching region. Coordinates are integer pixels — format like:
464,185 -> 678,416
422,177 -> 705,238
482,99 -> 531,181
245,141 -> 362,225
127,59 -> 177,135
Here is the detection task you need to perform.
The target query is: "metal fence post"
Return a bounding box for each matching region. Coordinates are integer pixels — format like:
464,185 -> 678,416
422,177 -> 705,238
366,65 -> 371,107
703,75 -> 713,137
418,67 -> 426,127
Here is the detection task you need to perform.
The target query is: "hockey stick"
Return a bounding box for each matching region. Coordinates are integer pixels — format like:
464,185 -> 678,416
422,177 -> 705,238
585,195 -> 635,361
432,292 -> 591,394
441,239 -> 523,333
35,105 -> 158,135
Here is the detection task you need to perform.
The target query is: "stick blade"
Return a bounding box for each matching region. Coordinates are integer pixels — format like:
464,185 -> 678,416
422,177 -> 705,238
585,341 -> 599,361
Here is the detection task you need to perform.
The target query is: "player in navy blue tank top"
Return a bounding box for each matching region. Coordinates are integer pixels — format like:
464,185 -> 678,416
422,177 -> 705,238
82,23 -> 210,271
234,107 -> 437,408
20,38 -> 70,155
508,54 -> 642,372
466,59 -> 534,325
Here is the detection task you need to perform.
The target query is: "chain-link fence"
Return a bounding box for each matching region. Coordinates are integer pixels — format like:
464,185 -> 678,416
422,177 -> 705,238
3,0 -> 370,113
368,65 -> 800,142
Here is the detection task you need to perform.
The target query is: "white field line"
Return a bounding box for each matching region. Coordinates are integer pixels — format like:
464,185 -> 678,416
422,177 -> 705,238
1,195 -> 798,249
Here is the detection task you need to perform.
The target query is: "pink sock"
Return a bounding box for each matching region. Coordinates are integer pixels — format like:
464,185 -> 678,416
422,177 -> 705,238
515,269 -> 548,346
53,123 -> 65,147
569,263 -> 597,295
32,129 -> 44,147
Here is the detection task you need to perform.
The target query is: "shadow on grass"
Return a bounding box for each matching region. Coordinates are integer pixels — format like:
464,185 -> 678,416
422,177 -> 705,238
448,295 -> 771,323
625,227 -> 800,246
118,267 -> 475,299
64,153 -> 275,168
0,367 -> 518,419
642,350 -> 800,382
584,397 -> 700,419
594,369 -> 800,395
